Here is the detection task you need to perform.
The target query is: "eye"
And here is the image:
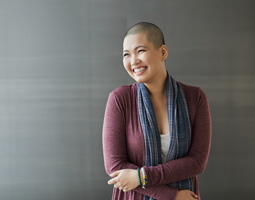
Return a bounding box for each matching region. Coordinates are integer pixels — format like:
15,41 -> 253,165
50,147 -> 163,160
123,53 -> 129,57
138,49 -> 145,53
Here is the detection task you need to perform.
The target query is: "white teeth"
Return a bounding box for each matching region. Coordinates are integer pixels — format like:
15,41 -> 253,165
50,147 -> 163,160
134,67 -> 146,72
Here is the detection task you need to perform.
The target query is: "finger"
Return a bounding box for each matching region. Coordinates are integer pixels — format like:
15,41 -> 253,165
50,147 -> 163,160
110,170 -> 120,178
108,177 -> 117,185
114,183 -> 120,188
190,192 -> 198,199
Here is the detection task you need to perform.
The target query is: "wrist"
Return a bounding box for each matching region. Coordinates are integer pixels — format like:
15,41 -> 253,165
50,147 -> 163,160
140,168 -> 143,183
137,168 -> 142,186
140,167 -> 148,189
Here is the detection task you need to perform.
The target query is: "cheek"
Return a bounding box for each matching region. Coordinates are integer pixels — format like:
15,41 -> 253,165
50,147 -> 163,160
123,59 -> 130,70
141,53 -> 153,64
147,54 -> 161,66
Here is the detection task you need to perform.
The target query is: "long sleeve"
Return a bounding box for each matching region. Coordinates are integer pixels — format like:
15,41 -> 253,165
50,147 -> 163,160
143,87 -> 212,187
103,91 -> 178,200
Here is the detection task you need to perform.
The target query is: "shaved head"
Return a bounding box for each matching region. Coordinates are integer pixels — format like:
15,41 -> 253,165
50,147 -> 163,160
124,22 -> 165,48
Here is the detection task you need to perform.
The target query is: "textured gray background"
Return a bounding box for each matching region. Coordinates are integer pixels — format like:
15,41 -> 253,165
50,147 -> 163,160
0,0 -> 254,199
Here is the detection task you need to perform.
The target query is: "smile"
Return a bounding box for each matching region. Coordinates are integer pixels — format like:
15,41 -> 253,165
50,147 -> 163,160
133,67 -> 147,73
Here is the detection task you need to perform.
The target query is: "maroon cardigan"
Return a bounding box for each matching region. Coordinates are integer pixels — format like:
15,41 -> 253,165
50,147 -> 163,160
103,82 -> 211,200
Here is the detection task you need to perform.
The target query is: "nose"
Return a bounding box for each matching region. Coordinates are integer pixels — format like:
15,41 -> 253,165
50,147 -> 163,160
130,54 -> 140,66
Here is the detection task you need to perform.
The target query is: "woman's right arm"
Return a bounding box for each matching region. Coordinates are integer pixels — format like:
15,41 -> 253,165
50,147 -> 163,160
102,91 -> 178,200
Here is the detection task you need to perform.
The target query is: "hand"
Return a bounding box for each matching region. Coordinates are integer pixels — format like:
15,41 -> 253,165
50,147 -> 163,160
107,169 -> 140,192
176,190 -> 198,200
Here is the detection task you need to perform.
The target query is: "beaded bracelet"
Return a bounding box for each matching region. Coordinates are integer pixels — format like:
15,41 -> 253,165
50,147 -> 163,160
137,168 -> 142,186
141,167 -> 148,189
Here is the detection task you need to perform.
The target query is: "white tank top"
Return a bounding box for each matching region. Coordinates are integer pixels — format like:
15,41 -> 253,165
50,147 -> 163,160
160,133 -> 170,163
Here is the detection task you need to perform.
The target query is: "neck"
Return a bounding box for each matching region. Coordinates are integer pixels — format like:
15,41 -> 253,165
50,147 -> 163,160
144,70 -> 167,98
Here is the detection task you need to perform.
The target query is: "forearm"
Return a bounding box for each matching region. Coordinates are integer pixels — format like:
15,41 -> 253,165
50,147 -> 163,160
104,159 -> 179,199
143,153 -> 207,186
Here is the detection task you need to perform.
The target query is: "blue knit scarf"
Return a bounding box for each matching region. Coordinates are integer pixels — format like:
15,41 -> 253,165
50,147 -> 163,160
137,73 -> 193,200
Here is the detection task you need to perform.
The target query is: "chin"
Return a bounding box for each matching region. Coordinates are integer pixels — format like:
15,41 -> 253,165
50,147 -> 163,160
130,73 -> 149,83
134,77 -> 148,83
136,80 -> 144,83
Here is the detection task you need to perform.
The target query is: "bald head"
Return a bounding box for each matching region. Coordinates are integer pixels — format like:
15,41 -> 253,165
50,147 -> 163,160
124,22 -> 165,48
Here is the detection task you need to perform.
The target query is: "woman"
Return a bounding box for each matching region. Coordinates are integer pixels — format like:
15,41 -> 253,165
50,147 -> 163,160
103,22 -> 211,200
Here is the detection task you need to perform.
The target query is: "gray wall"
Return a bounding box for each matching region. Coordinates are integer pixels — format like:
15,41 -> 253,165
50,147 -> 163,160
0,0 -> 254,199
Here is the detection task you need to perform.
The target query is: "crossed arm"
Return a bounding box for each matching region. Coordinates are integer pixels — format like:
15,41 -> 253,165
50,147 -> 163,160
102,88 -> 211,200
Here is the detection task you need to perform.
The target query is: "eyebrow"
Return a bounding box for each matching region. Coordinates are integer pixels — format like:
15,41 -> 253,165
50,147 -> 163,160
123,45 -> 147,53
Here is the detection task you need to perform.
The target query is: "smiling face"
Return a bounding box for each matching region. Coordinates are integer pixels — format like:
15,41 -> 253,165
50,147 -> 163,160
123,32 -> 168,84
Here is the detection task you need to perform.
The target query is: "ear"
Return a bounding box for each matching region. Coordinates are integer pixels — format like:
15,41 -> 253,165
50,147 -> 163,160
161,45 -> 168,61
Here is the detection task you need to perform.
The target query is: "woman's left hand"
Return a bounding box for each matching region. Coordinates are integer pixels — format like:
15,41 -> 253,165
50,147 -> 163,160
108,169 -> 140,192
